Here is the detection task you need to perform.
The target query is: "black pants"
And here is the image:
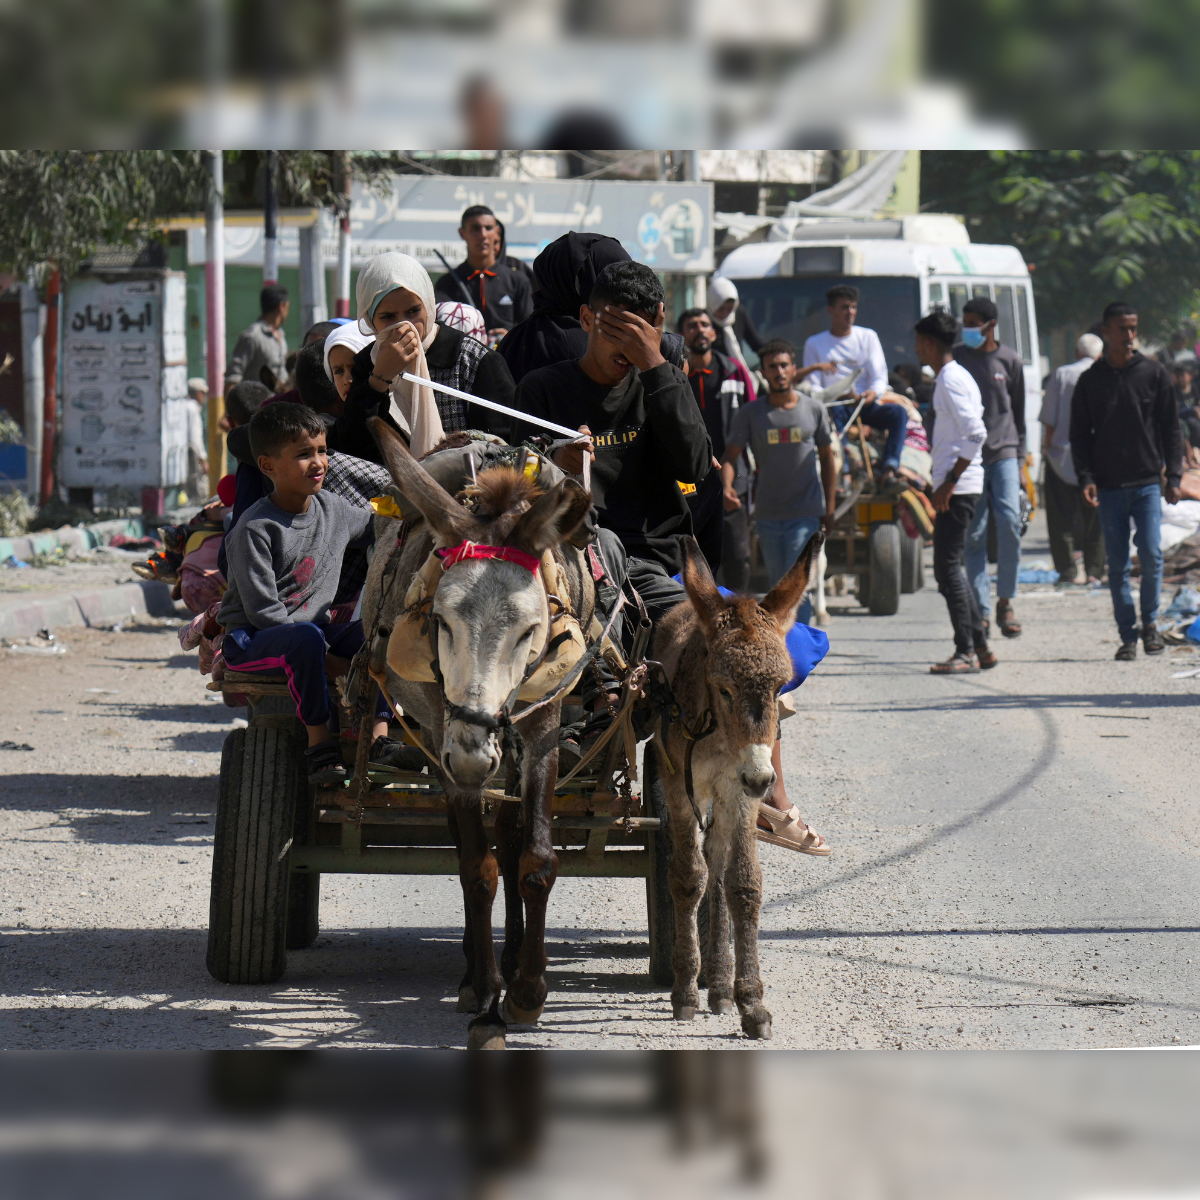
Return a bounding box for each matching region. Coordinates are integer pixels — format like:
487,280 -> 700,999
687,473 -> 725,577
718,501 -> 751,592
585,528 -> 688,705
933,493 -> 987,656
1044,465 -> 1106,582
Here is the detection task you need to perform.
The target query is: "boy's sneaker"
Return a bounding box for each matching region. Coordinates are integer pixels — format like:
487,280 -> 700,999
1142,626 -> 1165,654
1114,640 -> 1138,661
305,739 -> 348,785
368,735 -> 427,771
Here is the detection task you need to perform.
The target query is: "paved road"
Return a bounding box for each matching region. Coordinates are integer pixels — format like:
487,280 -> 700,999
2,519 -> 1197,1049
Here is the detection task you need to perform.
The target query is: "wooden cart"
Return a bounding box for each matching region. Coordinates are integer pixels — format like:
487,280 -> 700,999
822,485 -> 926,615
204,676 -> 674,991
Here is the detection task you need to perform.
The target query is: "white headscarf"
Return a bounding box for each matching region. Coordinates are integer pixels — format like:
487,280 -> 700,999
706,275 -> 749,368
435,300 -> 488,344
322,322 -> 373,382
355,253 -> 444,458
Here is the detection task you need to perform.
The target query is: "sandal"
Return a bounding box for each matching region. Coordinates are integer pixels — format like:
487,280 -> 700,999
996,599 -> 1022,638
756,803 -> 831,855
930,653 -> 980,674
132,550 -> 182,583
368,735 -> 427,771
305,738 -> 348,785
976,647 -> 998,669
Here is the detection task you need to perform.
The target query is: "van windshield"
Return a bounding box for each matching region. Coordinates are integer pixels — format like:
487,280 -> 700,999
734,276 -> 921,369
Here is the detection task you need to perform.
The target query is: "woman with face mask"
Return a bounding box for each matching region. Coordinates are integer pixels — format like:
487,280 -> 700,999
337,252 -> 518,464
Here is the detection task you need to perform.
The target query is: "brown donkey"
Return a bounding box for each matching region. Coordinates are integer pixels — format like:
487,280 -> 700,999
653,532 -> 822,1039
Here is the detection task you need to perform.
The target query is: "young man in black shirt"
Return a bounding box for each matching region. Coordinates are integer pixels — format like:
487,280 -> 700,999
1071,301 -> 1184,660
677,306 -> 753,587
434,205 -> 533,341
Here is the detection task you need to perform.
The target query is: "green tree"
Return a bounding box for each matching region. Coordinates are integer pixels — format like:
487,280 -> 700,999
0,150 -> 212,279
921,151 -> 1200,339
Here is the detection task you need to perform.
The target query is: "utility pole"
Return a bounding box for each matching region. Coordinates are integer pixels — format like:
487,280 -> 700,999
263,150 -> 279,285
39,268 -> 61,505
206,150 -> 226,496
19,273 -> 43,501
335,150 -> 352,318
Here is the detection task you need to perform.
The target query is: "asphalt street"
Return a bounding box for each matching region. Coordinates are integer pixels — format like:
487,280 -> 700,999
1,516 -> 1197,1050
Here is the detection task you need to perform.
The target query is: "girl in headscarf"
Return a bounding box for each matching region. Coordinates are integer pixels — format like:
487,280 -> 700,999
498,231 -> 686,383
706,276 -> 765,369
339,252 -> 518,462
323,321 -> 373,403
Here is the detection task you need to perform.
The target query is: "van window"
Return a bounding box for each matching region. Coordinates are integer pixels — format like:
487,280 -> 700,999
928,282 -> 944,311
972,284 -> 992,300
995,284 -> 1018,356
1015,285 -> 1034,365
947,284 -> 969,320
735,276 -> 921,367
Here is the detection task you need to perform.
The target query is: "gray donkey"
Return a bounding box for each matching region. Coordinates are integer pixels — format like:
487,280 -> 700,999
360,419 -> 593,1050
653,532 -> 822,1039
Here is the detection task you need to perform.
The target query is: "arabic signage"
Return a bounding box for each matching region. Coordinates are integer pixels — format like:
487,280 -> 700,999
61,274 -> 190,490
187,177 -> 715,274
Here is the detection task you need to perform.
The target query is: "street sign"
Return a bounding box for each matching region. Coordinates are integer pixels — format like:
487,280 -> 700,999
187,177 -> 715,275
61,274 -> 190,490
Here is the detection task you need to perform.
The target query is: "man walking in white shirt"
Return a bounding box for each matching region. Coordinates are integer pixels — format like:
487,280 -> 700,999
804,284 -> 908,491
915,311 -> 993,674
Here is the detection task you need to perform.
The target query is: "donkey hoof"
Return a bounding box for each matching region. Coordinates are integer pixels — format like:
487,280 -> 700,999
709,996 -> 736,1016
467,1022 -> 507,1050
672,1004 -> 697,1022
456,986 -> 479,1013
741,1014 -> 772,1040
503,994 -> 545,1025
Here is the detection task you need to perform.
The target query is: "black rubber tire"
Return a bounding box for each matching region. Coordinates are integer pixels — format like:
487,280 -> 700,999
644,747 -> 675,988
207,726 -> 303,984
868,521 -> 902,616
900,529 -> 924,594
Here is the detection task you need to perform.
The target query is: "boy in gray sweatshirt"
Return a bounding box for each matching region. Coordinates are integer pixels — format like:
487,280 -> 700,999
218,403 -> 391,783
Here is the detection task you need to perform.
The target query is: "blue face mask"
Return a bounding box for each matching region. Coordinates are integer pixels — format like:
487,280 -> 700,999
961,326 -> 987,349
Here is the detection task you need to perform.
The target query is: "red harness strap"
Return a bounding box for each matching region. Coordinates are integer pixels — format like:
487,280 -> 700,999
436,540 -> 541,576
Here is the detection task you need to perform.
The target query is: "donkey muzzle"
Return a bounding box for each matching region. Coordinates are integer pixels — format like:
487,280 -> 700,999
738,744 -> 776,801
442,711 -> 502,787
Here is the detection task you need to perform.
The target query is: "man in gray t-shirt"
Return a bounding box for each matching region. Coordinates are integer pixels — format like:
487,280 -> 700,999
721,339 -> 837,589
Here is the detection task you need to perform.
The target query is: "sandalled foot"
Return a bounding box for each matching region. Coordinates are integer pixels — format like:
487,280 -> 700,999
709,995 -> 735,1015
503,993 -> 545,1025
457,986 -> 479,1013
672,1004 -> 697,1022
467,1019 -> 507,1050
741,1013 -> 772,1040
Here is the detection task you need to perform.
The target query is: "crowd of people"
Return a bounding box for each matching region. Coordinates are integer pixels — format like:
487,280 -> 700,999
156,202 -> 1192,865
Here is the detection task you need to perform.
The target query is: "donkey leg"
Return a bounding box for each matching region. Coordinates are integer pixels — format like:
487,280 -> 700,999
449,789 -> 507,1049
704,795 -> 737,1016
446,804 -> 479,1013
495,757 -> 525,987
812,544 -> 830,626
662,761 -> 706,1021
727,804 -> 772,1040
504,709 -> 560,1026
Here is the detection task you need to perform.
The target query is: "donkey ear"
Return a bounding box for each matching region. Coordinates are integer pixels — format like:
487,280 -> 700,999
510,478 -> 592,556
368,416 -> 470,544
761,529 -> 824,632
681,536 -> 726,636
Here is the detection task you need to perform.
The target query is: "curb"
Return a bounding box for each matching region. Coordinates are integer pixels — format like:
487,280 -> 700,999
0,508 -> 199,566
0,580 -> 180,640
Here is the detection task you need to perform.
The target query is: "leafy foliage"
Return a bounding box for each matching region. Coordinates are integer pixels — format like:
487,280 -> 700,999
0,151 -> 211,278
922,151 -> 1200,337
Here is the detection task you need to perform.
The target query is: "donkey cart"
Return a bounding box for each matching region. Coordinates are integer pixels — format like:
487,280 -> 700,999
204,671 -> 675,991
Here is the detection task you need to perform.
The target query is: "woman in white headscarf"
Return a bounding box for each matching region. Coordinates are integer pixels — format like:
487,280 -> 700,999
706,276 -> 765,370
340,252 -> 517,463
323,321 -> 373,403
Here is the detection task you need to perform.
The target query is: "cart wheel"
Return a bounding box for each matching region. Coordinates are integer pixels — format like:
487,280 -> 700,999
868,522 -> 902,615
644,747 -> 675,988
207,725 -> 303,984
900,528 -> 924,594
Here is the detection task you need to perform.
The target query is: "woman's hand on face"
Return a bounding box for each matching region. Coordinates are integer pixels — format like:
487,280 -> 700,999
372,322 -> 422,384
